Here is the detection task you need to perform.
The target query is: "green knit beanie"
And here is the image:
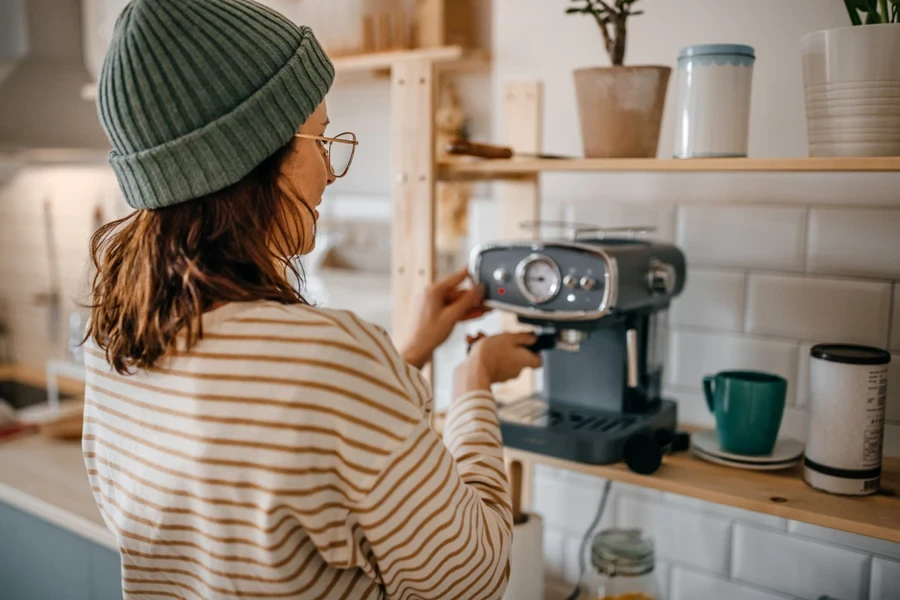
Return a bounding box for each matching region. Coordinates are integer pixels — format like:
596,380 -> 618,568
98,0 -> 334,210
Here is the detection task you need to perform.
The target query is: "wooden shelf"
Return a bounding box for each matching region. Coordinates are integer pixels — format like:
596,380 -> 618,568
332,46 -> 489,75
438,156 -> 900,180
502,446 -> 900,544
80,47 -> 490,101
432,410 -> 900,542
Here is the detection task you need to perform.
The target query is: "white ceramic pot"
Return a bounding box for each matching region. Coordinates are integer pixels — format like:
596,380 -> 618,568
801,23 -> 900,157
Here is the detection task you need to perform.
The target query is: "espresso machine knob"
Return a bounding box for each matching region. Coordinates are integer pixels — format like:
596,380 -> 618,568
579,275 -> 597,291
492,268 -> 510,284
647,260 -> 676,295
563,274 -> 578,289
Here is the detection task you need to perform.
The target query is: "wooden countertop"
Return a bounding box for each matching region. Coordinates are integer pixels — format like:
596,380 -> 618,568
0,363 -> 112,548
0,434 -> 114,550
0,363 -> 86,396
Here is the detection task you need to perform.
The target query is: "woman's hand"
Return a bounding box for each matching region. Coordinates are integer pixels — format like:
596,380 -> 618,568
400,268 -> 490,369
456,332 -> 543,393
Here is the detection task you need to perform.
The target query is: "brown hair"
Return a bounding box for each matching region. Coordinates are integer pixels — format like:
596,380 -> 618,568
86,143 -> 312,374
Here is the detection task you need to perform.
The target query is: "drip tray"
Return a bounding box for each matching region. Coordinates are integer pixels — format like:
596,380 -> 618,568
498,396 -> 677,465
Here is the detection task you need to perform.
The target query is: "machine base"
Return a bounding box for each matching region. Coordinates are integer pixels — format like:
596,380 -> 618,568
498,396 -> 678,465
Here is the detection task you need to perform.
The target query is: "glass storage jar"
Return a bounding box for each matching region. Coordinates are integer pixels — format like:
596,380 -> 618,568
576,529 -> 659,600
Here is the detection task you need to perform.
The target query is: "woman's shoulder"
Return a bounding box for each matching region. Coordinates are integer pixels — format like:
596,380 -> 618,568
212,301 -> 407,377
227,301 -> 431,413
241,301 -> 392,347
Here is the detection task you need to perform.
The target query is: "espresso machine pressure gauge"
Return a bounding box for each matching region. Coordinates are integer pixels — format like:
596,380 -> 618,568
516,254 -> 561,304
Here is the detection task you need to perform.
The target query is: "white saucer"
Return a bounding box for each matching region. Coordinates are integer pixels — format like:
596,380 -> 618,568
690,429 -> 804,470
691,444 -> 802,471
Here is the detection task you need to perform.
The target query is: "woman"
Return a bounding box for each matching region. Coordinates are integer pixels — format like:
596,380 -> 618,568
82,1 -> 541,599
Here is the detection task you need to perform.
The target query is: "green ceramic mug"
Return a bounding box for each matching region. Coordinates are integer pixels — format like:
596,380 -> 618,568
703,370 -> 787,456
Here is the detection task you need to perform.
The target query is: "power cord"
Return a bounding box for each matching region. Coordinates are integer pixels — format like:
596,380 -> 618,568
565,479 -> 613,600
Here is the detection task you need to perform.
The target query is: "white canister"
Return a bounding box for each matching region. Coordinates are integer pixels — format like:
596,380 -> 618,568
805,344 -> 891,496
673,44 -> 755,158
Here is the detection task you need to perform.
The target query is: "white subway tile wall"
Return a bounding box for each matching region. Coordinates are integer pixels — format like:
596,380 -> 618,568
662,492 -> 787,531
667,330 -> 798,403
675,205 -> 807,271
745,273 -> 892,346
787,521 -> 900,561
893,284 -> 900,351
670,568 -> 791,600
795,342 -> 815,407
870,558 -> 900,600
665,389 -> 715,429
777,407 -> 810,443
883,423 -> 900,457
888,355 -> 900,423
616,495 -> 732,574
731,525 -> 871,599
669,268 -> 746,332
807,208 -> 900,279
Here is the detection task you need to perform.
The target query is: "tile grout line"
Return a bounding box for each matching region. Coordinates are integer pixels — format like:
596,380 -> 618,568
801,205 -> 811,274
741,268 -> 750,334
888,282 -> 896,351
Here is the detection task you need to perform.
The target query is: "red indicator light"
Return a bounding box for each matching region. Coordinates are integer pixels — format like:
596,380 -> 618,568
497,287 -> 506,295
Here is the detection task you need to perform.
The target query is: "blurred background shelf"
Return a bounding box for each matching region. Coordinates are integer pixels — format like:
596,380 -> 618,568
333,46 -> 489,75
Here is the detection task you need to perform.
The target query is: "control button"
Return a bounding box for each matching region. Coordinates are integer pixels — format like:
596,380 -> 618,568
579,275 -> 597,291
647,260 -> 676,295
563,274 -> 578,289
493,268 -> 510,284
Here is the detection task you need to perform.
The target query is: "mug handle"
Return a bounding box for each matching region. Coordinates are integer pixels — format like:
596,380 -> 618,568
703,375 -> 716,413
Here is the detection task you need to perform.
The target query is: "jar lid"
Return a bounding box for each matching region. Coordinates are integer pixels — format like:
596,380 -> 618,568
810,344 -> 891,365
678,43 -> 755,59
591,529 -> 655,577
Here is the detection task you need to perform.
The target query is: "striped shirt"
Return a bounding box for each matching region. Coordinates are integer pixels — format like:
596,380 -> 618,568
83,300 -> 512,600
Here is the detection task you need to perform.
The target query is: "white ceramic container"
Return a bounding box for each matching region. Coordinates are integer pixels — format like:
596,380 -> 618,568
673,44 -> 755,158
801,23 -> 900,157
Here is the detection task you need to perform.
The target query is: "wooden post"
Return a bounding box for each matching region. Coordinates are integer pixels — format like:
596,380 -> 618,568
494,81 -> 543,402
496,81 -> 543,510
391,58 -> 437,381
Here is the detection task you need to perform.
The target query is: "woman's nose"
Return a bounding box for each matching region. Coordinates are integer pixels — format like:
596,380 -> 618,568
326,167 -> 336,186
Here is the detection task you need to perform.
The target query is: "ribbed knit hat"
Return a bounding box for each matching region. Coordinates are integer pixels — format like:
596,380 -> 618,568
98,0 -> 334,210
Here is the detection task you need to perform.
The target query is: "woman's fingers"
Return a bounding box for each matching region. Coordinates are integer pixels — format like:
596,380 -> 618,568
510,332 -> 538,346
434,267 -> 471,292
516,347 -> 543,369
448,284 -> 485,321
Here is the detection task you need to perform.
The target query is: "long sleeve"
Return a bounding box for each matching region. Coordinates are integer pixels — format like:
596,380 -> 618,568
351,389 -> 513,600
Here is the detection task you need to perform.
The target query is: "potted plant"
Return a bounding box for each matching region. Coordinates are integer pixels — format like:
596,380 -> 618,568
566,0 -> 670,158
801,1 -> 900,157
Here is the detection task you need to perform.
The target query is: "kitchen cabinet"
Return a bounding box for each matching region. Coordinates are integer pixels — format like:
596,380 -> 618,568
0,499 -> 122,600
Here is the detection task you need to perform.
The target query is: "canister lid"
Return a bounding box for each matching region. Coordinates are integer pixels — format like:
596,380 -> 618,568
678,44 -> 755,59
810,344 -> 891,365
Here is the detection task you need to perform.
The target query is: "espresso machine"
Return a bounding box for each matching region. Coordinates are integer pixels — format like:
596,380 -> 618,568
468,227 -> 687,468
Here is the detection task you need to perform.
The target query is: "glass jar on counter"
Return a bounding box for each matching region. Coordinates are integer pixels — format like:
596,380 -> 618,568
576,529 -> 659,600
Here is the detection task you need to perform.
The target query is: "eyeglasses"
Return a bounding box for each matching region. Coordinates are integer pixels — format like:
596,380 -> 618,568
294,132 -> 358,178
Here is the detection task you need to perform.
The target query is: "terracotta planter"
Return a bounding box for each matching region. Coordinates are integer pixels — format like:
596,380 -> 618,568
574,66 -> 671,158
801,23 -> 900,157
